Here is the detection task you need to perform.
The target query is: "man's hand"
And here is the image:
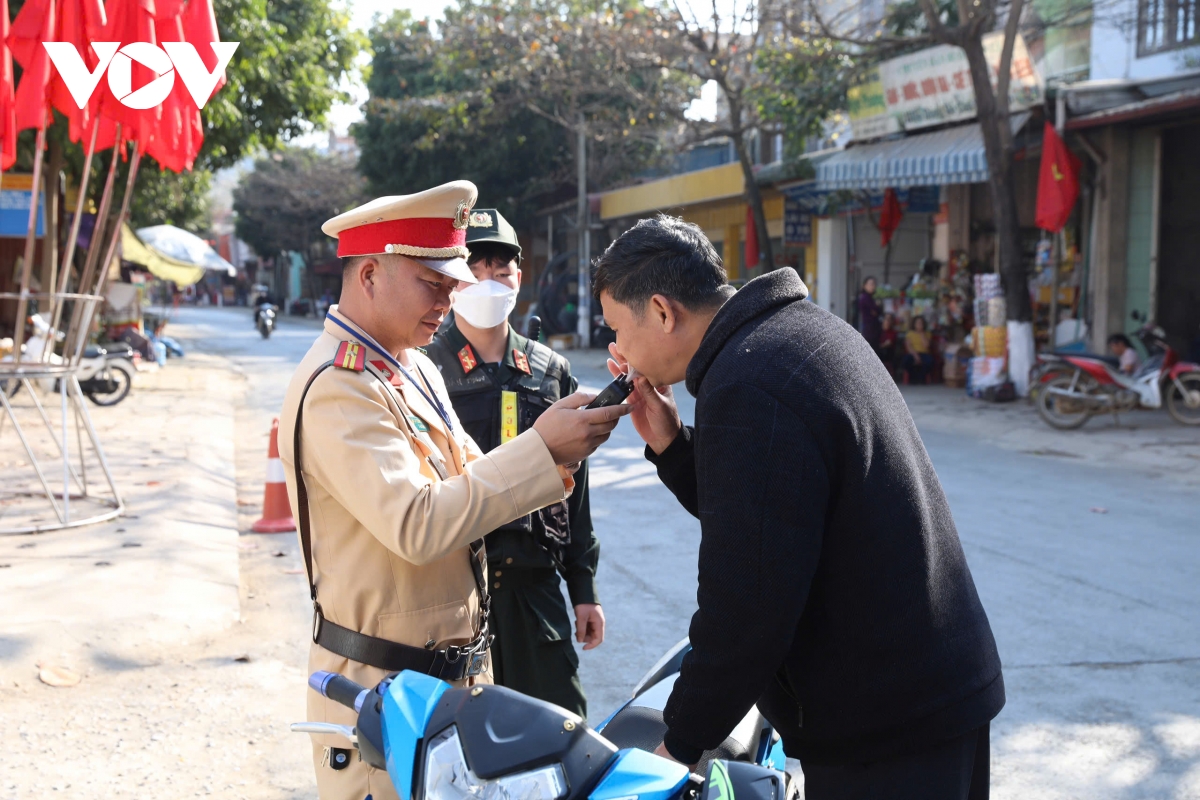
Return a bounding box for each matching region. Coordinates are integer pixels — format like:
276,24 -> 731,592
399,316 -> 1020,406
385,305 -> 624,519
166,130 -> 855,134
653,742 -> 697,771
608,343 -> 682,455
573,604 -> 606,650
533,392 -> 631,466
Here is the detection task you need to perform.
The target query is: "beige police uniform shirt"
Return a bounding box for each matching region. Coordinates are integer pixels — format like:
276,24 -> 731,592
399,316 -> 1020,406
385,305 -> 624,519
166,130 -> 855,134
278,306 -> 570,756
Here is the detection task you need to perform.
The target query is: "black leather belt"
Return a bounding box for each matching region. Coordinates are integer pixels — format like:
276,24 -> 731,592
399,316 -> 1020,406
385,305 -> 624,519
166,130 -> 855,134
293,360 -> 492,681
313,603 -> 489,680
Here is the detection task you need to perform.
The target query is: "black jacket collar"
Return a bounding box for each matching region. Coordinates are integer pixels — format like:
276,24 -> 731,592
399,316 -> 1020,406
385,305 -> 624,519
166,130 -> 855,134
686,268 -> 809,396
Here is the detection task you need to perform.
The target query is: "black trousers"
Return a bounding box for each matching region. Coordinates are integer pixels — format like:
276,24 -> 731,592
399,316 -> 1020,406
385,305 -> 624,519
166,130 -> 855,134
800,724 -> 990,800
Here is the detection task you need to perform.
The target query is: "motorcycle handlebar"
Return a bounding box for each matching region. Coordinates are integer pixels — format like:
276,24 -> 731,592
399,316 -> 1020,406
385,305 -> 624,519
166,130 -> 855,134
309,671 -> 369,713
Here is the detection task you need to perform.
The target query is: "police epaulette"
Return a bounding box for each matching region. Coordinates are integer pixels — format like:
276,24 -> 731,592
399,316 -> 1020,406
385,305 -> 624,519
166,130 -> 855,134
334,341 -> 366,371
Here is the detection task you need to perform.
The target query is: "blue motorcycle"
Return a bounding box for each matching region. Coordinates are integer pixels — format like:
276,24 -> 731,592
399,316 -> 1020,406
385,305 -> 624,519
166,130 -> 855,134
293,637 -> 794,800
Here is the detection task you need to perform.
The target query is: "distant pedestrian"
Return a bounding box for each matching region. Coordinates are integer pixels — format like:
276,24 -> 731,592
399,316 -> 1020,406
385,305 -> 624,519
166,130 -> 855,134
857,276 -> 882,350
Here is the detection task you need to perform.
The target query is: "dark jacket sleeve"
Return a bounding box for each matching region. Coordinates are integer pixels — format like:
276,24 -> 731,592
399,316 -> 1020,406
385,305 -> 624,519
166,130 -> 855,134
660,384 -> 830,765
645,425 -> 699,518
559,371 -> 599,606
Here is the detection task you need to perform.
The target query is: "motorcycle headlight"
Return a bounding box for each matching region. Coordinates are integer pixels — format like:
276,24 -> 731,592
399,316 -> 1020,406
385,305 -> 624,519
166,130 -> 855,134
424,726 -> 567,800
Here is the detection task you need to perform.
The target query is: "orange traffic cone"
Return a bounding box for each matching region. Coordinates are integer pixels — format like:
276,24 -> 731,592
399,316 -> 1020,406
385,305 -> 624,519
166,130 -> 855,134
252,418 -> 296,533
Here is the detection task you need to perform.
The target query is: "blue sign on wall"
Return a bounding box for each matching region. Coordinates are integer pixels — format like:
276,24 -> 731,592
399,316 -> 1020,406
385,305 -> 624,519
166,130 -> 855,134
784,200 -> 812,246
0,189 -> 47,238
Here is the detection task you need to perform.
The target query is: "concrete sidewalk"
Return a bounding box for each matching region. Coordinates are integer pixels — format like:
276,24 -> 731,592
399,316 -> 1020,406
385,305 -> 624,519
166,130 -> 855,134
0,353 -> 242,668
900,384 -> 1200,489
0,353 -> 316,799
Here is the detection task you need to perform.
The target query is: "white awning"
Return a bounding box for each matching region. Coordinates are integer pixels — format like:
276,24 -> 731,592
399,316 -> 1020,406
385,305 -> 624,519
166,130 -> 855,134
816,113 -> 1030,191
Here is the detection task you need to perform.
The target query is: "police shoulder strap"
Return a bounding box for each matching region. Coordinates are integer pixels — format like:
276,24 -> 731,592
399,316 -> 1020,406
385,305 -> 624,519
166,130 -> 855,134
291,361 -> 489,680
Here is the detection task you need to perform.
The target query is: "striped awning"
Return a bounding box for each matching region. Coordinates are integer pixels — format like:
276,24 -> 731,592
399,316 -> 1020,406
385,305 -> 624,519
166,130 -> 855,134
816,113 -> 1030,191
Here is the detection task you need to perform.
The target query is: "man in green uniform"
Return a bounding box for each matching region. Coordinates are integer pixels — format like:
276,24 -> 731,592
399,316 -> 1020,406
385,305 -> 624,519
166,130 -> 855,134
426,209 -> 603,718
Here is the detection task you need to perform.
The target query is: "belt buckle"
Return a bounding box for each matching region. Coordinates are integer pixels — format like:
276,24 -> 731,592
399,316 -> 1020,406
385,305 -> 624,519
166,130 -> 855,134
467,649 -> 486,678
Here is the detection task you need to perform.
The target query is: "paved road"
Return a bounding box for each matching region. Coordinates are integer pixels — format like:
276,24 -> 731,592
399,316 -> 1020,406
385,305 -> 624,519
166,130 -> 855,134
172,306 -> 1200,800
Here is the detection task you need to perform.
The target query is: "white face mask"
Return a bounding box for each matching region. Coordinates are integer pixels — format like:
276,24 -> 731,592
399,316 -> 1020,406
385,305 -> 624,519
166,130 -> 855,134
453,279 -> 518,329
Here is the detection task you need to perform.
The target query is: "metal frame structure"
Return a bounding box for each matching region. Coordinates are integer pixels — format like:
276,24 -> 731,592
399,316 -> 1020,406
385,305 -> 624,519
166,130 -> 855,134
1,292 -> 125,535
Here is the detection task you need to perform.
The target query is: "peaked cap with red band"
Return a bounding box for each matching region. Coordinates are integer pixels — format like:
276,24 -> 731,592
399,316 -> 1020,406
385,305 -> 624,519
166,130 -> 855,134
322,180 -> 480,284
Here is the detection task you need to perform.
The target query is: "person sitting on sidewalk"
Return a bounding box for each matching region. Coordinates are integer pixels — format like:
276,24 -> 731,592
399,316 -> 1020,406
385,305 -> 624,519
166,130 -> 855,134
902,315 -> 934,384
1107,333 -> 1140,375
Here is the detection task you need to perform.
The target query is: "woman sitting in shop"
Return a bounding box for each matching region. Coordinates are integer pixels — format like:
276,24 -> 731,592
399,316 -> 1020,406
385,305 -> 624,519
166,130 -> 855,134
902,315 -> 935,384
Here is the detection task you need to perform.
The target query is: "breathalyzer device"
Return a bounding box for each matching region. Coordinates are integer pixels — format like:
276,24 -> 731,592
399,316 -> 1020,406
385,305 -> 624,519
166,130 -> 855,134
586,372 -> 633,409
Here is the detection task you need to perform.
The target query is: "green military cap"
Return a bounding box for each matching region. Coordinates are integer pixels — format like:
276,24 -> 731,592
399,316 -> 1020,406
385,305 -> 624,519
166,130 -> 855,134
465,208 -> 522,264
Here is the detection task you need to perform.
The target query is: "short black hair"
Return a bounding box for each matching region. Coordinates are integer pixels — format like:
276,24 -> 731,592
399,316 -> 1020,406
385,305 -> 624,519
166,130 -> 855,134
342,255 -> 366,275
1107,333 -> 1132,348
467,241 -> 520,268
592,216 -> 728,315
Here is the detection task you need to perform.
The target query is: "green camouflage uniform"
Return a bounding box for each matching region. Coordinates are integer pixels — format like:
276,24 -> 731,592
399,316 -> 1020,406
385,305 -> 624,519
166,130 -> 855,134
426,321 -> 599,718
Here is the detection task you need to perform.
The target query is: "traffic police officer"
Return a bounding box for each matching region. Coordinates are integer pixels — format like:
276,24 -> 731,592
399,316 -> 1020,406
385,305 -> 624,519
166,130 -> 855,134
426,209 -> 602,719
278,182 -> 629,800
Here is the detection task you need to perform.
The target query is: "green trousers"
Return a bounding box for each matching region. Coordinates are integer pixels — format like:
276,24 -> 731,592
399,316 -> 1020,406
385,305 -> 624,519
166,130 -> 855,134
487,569 -> 587,719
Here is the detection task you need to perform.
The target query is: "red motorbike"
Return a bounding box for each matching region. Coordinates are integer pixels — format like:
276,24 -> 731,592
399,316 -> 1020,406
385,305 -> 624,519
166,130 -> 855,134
1036,319 -> 1200,429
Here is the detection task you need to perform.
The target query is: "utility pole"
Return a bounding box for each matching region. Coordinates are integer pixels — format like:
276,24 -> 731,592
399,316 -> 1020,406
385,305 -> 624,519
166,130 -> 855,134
576,113 -> 591,348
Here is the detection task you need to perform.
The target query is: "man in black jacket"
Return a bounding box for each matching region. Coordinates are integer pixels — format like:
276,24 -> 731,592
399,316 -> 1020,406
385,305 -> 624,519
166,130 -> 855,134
594,217 -> 1003,799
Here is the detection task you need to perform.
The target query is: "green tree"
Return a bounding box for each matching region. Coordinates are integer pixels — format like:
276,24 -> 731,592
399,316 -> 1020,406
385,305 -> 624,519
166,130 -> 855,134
232,148 -> 367,268
354,10 -> 573,229
130,169 -> 214,231
754,35 -> 859,158
354,2 -> 691,226
205,0 -> 365,170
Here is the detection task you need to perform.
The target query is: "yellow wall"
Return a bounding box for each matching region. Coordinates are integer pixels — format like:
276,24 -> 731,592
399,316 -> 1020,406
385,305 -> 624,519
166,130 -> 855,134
599,162 -> 746,221
599,165 -> 795,279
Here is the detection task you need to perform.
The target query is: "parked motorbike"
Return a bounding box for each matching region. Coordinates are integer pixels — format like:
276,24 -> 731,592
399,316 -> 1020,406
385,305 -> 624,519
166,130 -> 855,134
0,315 -> 136,406
76,342 -> 137,406
293,638 -> 793,800
255,303 -> 277,339
1036,316 -> 1200,428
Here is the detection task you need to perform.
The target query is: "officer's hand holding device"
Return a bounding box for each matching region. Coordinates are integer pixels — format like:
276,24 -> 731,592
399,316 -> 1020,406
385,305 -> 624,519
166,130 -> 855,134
532,391 -> 632,465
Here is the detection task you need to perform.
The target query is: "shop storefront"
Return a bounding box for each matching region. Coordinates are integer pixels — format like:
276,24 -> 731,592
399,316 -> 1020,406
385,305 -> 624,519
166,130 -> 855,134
801,32 -> 1048,393
1065,74 -> 1200,361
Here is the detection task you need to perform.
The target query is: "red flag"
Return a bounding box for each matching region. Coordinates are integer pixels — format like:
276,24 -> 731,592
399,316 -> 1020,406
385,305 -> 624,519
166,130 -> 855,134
52,0 -> 108,143
0,0 -> 16,168
8,0 -> 57,131
182,0 -> 226,98
145,0 -> 191,171
744,204 -> 759,270
1035,122 -> 1082,233
97,0 -> 160,148
879,188 -> 903,247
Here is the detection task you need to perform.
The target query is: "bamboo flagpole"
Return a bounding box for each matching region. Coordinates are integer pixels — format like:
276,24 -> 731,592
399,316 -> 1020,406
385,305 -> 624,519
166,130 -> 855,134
69,144 -> 142,363
10,126 -> 47,359
64,126 -> 122,363
45,122 -> 102,351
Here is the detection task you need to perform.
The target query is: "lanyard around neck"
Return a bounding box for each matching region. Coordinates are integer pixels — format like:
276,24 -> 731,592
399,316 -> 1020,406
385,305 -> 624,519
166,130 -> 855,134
325,313 -> 455,433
